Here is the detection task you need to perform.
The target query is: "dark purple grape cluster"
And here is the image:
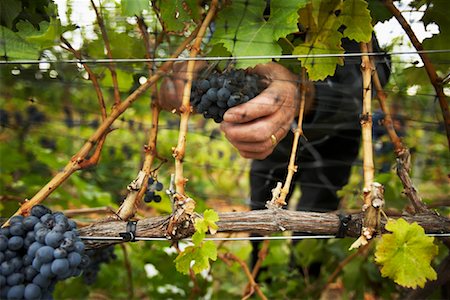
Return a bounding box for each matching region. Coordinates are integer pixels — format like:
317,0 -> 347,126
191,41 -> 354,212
0,205 -> 88,300
82,246 -> 116,285
144,177 -> 163,203
190,69 -> 265,123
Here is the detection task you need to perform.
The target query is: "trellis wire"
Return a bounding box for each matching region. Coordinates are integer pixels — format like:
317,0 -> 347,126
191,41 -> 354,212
1,49 -> 450,65
79,232 -> 450,242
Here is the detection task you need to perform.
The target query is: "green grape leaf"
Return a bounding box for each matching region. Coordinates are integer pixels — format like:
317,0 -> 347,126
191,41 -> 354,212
340,0 -> 372,42
294,0 -> 344,80
0,0 -> 22,28
212,0 -> 308,69
174,241 -> 217,275
0,26 -> 40,59
194,209 -> 219,235
159,0 -> 201,33
16,19 -> 73,50
121,0 -> 148,16
293,39 -> 344,80
375,218 -> 438,289
367,0 -> 392,24
191,231 -> 205,246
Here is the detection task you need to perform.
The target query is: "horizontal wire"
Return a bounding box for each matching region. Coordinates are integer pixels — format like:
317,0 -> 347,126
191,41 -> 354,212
79,232 -> 450,242
2,49 -> 450,65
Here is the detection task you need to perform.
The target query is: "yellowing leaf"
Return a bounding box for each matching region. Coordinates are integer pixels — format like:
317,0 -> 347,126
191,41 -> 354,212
340,0 -> 373,42
375,218 -> 438,289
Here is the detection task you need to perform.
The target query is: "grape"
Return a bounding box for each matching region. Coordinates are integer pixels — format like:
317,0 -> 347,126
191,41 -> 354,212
1,261 -> 14,276
82,246 -> 116,285
74,241 -> 85,254
40,263 -> 54,278
60,238 -> 75,252
0,235 -> 8,251
53,248 -> 67,259
154,182 -> 163,191
30,205 -> 51,218
24,283 -> 42,300
36,246 -> 54,263
5,250 -> 17,260
10,257 -> 22,269
9,216 -> 24,225
190,69 -> 263,123
8,236 -> 24,250
35,228 -> 50,244
23,254 -> 33,266
32,274 -> 51,288
1,204 -> 88,300
154,195 -> 162,203
68,252 -> 81,267
9,224 -> 24,236
28,242 -> 43,258
7,273 -> 24,285
51,258 -> 69,275
45,231 -> 63,248
24,266 -> 38,281
7,284 -> 25,300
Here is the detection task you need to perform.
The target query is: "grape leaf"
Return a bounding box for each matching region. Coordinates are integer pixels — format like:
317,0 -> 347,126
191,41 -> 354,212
212,0 -> 308,69
340,0 -> 372,42
174,241 -> 217,275
0,0 -> 22,28
0,26 -> 40,59
194,209 -> 219,235
375,218 -> 438,289
294,0 -> 344,80
159,0 -> 201,33
121,0 -> 148,16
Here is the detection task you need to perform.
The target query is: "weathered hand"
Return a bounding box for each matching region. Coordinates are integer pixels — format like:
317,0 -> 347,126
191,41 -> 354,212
220,62 -> 309,160
158,61 -> 207,112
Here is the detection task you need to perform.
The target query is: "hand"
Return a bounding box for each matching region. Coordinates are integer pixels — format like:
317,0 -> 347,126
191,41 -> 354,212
158,61 -> 207,112
220,62 -> 312,160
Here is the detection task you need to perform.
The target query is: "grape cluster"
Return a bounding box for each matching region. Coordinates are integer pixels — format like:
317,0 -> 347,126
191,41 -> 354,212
82,246 -> 116,285
0,205 -> 88,300
144,177 -> 164,203
190,69 -> 265,123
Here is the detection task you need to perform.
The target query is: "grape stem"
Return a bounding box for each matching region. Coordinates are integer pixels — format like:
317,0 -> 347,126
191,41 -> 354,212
2,26 -> 200,228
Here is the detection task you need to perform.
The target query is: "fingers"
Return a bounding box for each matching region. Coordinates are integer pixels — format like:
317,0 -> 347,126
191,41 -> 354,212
221,120 -> 289,160
223,84 -> 287,123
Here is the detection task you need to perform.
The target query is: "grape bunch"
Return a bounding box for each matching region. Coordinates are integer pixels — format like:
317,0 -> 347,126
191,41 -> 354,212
82,246 -> 116,285
0,205 -> 88,300
190,69 -> 265,123
144,177 -> 164,203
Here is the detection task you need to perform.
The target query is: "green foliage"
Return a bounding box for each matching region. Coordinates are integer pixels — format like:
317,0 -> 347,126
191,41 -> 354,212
120,0 -> 149,16
158,0 -> 201,33
212,0 -> 307,68
375,218 -> 438,289
340,0 -> 372,42
175,210 -> 219,274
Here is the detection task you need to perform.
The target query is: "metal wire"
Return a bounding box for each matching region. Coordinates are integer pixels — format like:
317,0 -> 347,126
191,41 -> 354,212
1,49 -> 450,65
79,232 -> 450,242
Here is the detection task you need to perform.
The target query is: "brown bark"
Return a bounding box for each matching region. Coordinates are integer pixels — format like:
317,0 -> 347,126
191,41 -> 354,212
78,210 -> 450,249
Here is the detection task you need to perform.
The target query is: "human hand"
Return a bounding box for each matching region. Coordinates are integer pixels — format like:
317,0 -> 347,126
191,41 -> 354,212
158,61 -> 207,112
220,62 -> 312,160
